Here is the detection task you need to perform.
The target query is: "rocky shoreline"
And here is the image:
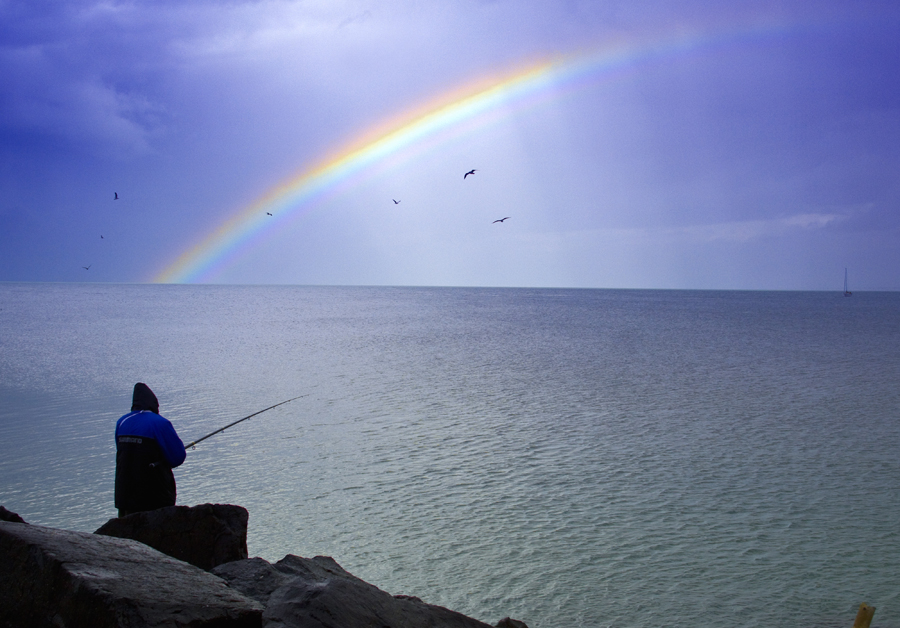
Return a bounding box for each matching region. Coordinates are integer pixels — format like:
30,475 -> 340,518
0,504 -> 529,628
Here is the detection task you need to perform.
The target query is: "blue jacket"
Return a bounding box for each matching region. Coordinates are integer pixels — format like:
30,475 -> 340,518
114,411 -> 186,512
115,411 -> 186,467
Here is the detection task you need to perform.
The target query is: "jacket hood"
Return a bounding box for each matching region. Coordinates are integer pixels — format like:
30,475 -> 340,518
131,382 -> 159,413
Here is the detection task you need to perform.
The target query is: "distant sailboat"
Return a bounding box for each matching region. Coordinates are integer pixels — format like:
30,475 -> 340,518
844,268 -> 852,297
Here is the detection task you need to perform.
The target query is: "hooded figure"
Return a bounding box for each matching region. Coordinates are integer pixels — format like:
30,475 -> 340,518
114,383 -> 186,517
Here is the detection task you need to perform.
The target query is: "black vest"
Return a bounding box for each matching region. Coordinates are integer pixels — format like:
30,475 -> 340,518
114,434 -> 176,512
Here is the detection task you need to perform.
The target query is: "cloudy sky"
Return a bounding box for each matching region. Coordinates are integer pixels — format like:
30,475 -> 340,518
2,0 -> 899,290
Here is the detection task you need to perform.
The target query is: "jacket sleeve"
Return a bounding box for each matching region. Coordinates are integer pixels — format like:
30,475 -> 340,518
154,416 -> 187,468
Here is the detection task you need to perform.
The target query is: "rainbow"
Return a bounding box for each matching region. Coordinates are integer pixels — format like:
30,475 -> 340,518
154,22 -> 789,283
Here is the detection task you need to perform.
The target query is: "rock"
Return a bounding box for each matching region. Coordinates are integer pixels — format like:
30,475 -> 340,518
211,557 -> 291,607
496,618 -> 529,628
213,554 -> 496,628
95,503 -> 249,570
0,505 -> 26,523
0,520 -> 263,628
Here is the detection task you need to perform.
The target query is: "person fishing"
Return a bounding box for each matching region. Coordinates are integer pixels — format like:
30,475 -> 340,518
114,383 -> 186,518
114,385 -> 302,518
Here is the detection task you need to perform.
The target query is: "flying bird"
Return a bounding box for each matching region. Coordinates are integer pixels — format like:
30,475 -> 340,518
464,169 -> 476,179
392,199 -> 401,204
100,235 -> 104,239
493,217 -> 510,223
267,212 -> 272,216
82,265 -> 91,270
114,193 -> 118,200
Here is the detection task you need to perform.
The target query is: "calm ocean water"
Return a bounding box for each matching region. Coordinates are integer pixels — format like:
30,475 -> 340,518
1,284 -> 898,628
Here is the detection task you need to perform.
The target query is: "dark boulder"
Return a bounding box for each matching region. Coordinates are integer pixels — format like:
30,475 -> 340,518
0,520 -> 263,628
214,554 -> 497,628
95,503 -> 249,570
0,505 -> 26,523
212,557 -> 289,606
496,618 -> 530,628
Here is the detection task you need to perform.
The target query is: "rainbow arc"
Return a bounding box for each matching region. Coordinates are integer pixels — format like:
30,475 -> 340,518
155,22 -> 789,283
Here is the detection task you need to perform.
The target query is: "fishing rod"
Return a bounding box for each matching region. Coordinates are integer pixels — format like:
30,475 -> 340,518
185,395 -> 306,450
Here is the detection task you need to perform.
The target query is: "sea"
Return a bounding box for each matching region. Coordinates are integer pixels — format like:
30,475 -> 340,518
1,283 -> 898,628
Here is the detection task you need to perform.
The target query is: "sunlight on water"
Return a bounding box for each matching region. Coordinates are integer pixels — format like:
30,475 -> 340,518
1,284 -> 899,628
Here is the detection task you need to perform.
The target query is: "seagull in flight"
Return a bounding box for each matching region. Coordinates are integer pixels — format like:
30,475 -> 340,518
392,199 -> 401,204
493,217 -> 510,223
464,169 -> 476,179
114,192 -> 118,200
82,265 -> 91,270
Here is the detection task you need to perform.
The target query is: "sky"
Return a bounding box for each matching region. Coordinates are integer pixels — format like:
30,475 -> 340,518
1,0 -> 899,290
